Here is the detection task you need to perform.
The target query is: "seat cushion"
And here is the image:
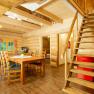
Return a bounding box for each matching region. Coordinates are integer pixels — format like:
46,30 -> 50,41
10,65 -> 21,70
9,61 -> 20,70
9,61 -> 20,69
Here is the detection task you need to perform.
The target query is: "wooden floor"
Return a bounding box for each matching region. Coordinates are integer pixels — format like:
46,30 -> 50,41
0,63 -> 66,94
0,63 -> 94,94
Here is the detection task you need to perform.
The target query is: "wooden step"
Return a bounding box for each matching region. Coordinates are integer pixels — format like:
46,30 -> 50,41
10,78 -> 20,82
75,48 -> 94,50
85,13 -> 94,15
85,16 -> 94,18
76,42 -> 94,44
83,17 -> 94,21
82,25 -> 94,29
83,19 -> 94,23
80,35 -> 94,38
9,70 -> 21,73
84,16 -> 94,19
87,13 -> 94,16
67,77 -> 94,89
73,61 -> 94,68
63,87 -> 90,94
74,54 -> 94,57
83,24 -> 94,27
83,21 -> 94,25
80,31 -> 94,34
70,69 -> 94,77
5,74 -> 20,78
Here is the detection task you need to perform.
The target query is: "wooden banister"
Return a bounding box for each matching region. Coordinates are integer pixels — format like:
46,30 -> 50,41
63,11 -> 78,57
64,11 -> 78,80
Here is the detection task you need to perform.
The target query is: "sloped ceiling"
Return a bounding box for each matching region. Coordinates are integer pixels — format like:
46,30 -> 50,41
44,0 -> 75,19
0,0 -> 75,34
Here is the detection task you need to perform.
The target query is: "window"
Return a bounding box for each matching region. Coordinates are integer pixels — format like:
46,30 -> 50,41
0,42 -> 2,51
2,42 -> 6,51
0,41 -> 14,51
0,42 -> 6,51
8,42 -> 14,51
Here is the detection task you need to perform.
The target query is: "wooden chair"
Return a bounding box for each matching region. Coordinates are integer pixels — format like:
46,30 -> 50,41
0,51 -> 5,79
0,51 -> 21,84
28,51 -> 46,76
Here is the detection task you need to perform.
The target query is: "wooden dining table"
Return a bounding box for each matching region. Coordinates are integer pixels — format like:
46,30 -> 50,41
9,55 -> 45,84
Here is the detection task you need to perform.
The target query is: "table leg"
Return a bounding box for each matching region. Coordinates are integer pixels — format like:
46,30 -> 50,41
20,62 -> 25,84
41,60 -> 45,76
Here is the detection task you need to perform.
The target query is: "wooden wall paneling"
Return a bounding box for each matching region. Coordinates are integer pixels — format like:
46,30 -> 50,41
0,31 -> 23,54
68,0 -> 94,14
22,36 -> 42,55
68,0 -> 86,15
22,34 -> 59,67
86,0 -> 94,13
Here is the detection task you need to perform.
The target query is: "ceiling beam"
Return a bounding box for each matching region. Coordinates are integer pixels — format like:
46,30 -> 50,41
0,0 -> 25,17
7,0 -> 43,8
0,0 -> 25,8
0,5 -> 9,16
0,0 -> 43,8
0,28 -> 25,34
0,0 -> 53,25
0,22 -> 33,32
24,0 -> 42,3
10,8 -> 52,25
0,16 -> 39,30
0,31 -> 23,38
36,8 -> 63,23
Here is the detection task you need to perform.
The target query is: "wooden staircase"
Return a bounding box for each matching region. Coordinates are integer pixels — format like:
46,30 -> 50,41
63,13 -> 94,94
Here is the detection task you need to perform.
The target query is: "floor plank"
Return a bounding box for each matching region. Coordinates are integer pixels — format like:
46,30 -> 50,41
0,64 -> 66,94
0,63 -> 94,94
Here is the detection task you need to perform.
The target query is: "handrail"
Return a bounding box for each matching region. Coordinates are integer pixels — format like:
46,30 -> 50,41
63,11 -> 78,57
64,11 -> 78,80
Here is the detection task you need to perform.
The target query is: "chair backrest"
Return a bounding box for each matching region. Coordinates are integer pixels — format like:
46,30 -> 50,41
0,51 -> 5,66
0,51 -> 9,69
0,51 -> 6,76
0,51 -> 2,64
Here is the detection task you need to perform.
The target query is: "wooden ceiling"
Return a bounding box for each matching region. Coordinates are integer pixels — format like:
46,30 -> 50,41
44,0 -> 75,19
0,0 -> 94,34
0,0 -> 77,34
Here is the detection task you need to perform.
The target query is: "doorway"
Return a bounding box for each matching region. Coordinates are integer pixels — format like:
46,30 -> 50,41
42,36 -> 50,63
59,32 -> 71,65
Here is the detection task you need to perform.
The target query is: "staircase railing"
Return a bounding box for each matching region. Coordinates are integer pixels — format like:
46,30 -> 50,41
64,11 -> 78,80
